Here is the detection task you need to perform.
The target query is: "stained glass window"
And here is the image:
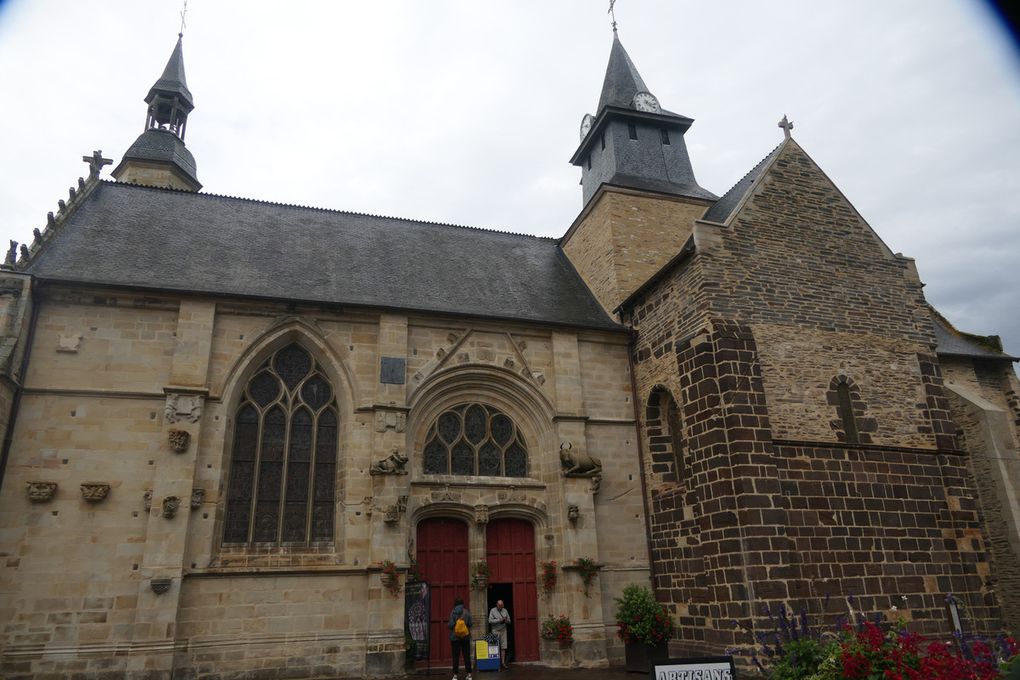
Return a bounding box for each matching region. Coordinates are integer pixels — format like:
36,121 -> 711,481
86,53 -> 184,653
222,343 -> 339,546
421,404 -> 528,478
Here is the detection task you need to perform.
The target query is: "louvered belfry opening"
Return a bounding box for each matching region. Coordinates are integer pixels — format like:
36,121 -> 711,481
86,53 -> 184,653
421,403 -> 528,477
223,344 -> 338,546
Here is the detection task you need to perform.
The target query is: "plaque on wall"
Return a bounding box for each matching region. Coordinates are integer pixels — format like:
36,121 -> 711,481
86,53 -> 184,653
380,357 -> 406,385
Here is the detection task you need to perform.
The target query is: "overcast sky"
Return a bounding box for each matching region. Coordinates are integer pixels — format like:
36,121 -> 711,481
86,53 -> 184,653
1,1 -> 1018,357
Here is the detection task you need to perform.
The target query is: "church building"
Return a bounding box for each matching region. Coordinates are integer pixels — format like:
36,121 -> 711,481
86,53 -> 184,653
0,27 -> 1018,680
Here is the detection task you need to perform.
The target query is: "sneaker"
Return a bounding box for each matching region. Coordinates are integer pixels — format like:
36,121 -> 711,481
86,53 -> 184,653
452,675 -> 458,680
467,675 -> 472,680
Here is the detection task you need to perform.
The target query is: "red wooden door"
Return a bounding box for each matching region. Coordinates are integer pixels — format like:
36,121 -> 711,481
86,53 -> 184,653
486,518 -> 539,661
416,518 -> 469,665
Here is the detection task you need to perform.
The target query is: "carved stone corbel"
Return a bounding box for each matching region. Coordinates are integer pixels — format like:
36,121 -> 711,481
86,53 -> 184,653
150,578 -> 172,595
26,481 -> 57,503
567,504 -> 580,524
168,429 -> 191,453
190,488 -> 205,509
474,504 -> 489,527
162,496 -> 180,519
80,482 -> 110,503
143,489 -> 153,511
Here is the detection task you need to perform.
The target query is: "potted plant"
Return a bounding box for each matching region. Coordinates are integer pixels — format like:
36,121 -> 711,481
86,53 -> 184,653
574,557 -> 600,598
615,584 -> 673,672
540,560 -> 558,598
471,559 -> 490,591
541,613 -> 574,647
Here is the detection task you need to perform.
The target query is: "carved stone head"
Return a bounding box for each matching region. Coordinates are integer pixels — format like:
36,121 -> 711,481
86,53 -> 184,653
162,495 -> 180,519
190,488 -> 205,510
567,504 -> 580,523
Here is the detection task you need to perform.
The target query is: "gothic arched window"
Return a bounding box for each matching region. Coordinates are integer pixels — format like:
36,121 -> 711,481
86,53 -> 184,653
422,403 -> 528,477
223,343 -> 338,546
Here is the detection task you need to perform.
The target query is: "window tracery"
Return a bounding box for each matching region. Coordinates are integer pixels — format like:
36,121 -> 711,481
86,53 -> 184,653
223,343 -> 338,546
422,403 -> 528,477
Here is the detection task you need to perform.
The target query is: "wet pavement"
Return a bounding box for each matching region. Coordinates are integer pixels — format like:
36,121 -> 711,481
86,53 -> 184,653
410,664 -> 638,679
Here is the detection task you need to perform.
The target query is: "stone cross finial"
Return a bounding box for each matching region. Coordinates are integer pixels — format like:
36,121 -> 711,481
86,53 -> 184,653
608,0 -> 618,32
778,115 -> 794,140
82,150 -> 112,179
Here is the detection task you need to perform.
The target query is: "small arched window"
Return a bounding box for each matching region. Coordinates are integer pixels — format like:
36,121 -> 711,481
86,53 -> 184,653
422,403 -> 528,477
647,387 -> 685,482
223,343 -> 338,546
836,382 -> 859,445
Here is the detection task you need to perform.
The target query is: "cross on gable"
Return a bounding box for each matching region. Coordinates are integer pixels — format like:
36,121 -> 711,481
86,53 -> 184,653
82,150 -> 113,179
608,0 -> 618,32
778,114 -> 794,139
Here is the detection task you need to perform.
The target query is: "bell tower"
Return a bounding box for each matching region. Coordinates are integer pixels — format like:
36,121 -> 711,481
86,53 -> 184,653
112,35 -> 202,192
561,31 -> 716,316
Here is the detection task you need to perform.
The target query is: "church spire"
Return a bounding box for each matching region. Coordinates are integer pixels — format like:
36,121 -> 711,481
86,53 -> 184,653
144,34 -> 194,138
570,33 -> 715,208
595,32 -> 650,113
112,35 -> 201,192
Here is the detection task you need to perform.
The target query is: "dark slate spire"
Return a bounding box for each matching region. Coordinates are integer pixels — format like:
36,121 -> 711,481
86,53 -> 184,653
571,34 -> 715,208
112,35 -> 201,191
147,34 -> 194,111
596,32 -> 649,113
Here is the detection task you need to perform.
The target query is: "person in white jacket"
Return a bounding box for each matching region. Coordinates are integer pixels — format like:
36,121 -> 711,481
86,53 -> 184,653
487,600 -> 511,668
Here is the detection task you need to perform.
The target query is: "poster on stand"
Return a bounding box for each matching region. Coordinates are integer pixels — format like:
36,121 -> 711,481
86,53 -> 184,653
404,581 -> 430,660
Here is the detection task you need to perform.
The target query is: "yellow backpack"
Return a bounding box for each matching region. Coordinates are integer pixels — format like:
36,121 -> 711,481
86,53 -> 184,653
454,615 -> 469,639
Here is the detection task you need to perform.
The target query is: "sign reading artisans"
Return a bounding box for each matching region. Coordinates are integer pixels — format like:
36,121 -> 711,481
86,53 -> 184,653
650,656 -> 736,680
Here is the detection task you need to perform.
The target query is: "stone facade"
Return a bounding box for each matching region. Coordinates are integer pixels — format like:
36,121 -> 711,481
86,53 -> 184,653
0,286 -> 648,678
588,140 -> 1020,662
1,30 -> 1018,680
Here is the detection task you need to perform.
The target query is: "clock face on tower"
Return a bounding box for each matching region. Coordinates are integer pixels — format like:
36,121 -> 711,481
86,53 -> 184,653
579,114 -> 595,141
632,91 -> 661,113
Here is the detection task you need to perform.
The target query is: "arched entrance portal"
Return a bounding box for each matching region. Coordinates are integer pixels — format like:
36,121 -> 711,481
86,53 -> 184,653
486,518 -> 539,662
416,517 -> 469,665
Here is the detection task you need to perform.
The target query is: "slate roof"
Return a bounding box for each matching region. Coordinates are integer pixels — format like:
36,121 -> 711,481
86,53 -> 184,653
147,35 -> 193,109
26,182 -> 621,331
118,129 -> 200,186
595,33 -> 689,123
931,310 -> 1017,361
702,142 -> 784,224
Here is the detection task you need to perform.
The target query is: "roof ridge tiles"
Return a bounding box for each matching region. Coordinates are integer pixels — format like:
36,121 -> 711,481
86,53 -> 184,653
97,180 -> 548,241
701,140 -> 785,224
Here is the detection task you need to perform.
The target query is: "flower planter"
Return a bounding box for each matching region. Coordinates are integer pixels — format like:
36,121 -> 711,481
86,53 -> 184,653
624,642 -> 668,673
540,638 -> 574,667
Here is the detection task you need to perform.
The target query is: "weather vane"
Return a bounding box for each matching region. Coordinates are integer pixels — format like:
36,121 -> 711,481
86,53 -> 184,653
179,0 -> 188,37
608,0 -> 618,32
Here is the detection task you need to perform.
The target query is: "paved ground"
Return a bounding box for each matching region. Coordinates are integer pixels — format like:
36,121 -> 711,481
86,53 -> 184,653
409,664 -> 639,679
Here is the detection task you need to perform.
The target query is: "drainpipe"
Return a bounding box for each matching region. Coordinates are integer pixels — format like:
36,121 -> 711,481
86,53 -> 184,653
626,327 -> 659,598
0,278 -> 40,493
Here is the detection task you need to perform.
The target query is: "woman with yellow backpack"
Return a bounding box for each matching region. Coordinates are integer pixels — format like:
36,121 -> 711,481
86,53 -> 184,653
448,597 -> 473,680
